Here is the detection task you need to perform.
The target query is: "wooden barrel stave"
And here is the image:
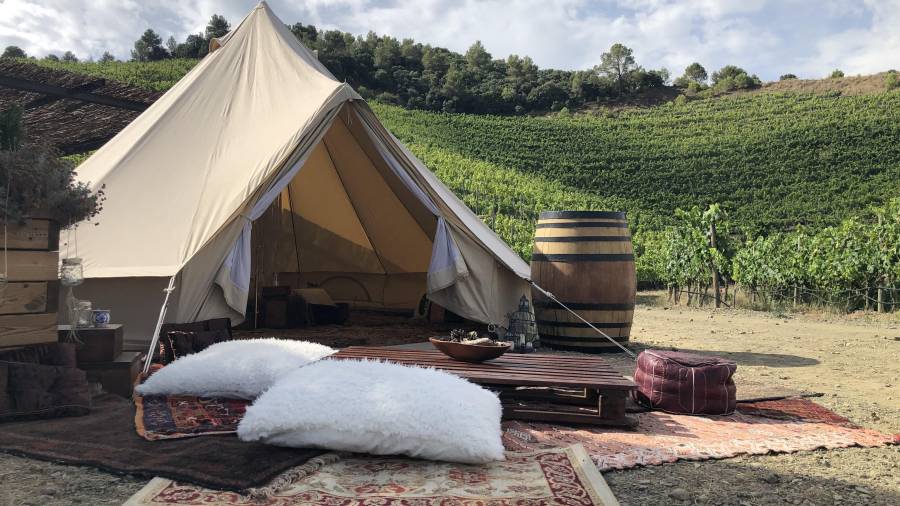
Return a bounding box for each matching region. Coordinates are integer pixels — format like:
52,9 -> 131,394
530,211 -> 636,353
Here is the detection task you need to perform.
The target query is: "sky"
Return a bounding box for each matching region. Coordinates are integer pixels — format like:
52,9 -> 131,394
1,0 -> 899,81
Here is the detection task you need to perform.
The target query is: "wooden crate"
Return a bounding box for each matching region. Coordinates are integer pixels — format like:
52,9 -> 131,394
58,324 -> 123,363
79,351 -> 143,398
0,218 -> 60,348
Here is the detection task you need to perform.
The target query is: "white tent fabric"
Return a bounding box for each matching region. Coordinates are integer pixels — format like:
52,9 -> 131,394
71,2 -> 531,348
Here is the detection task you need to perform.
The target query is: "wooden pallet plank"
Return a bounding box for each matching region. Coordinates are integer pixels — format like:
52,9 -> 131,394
0,282 -> 55,314
502,401 -> 638,428
6,219 -> 59,250
5,250 -> 59,281
331,357 -> 629,386
334,349 -> 630,381
334,355 -> 627,380
336,347 -> 620,366
0,312 -> 57,348
332,348 -> 636,390
333,350 -> 628,377
339,348 -> 624,372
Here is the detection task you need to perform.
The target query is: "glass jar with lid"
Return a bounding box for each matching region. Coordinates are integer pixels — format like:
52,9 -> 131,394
60,257 -> 84,287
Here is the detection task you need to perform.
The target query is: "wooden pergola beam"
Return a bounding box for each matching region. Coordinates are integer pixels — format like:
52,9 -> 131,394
23,79 -> 107,109
58,135 -> 114,155
0,74 -> 150,112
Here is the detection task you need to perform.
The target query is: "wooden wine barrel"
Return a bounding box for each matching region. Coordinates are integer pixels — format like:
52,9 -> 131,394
530,211 -> 636,353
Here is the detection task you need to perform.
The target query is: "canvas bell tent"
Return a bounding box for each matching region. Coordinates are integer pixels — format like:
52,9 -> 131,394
71,2 -> 531,349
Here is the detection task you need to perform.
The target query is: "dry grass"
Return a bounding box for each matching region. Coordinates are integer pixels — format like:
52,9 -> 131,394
759,72 -> 897,96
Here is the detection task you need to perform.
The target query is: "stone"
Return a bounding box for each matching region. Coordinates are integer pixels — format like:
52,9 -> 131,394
669,488 -> 691,502
761,473 -> 781,484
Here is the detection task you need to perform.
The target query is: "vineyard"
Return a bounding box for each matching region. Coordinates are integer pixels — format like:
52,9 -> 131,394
373,94 -> 900,235
637,200 -> 900,312
42,59 -> 900,312
32,58 -> 199,92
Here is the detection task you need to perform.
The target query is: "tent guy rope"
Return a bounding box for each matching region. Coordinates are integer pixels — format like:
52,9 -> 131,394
530,281 -> 637,359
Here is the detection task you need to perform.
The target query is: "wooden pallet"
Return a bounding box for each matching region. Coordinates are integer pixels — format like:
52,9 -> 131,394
0,218 -> 60,348
332,346 -> 638,428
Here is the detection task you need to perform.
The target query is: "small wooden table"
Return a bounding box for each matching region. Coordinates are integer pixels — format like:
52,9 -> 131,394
332,347 -> 637,428
58,324 -> 123,363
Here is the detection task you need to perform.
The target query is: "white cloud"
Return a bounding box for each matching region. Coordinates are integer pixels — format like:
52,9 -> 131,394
797,0 -> 900,77
0,0 -> 898,80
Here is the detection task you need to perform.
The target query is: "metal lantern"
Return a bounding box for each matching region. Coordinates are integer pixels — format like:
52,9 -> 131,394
505,295 -> 539,353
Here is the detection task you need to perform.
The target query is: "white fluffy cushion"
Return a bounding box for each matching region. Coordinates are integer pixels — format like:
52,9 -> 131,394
237,359 -> 505,463
135,338 -> 335,399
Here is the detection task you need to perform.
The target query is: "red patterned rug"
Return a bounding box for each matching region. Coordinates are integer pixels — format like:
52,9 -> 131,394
502,398 -> 896,471
124,445 -> 618,505
135,394 -> 250,441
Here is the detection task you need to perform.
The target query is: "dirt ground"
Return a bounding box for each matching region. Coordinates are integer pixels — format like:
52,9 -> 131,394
603,292 -> 900,506
1,292 -> 897,505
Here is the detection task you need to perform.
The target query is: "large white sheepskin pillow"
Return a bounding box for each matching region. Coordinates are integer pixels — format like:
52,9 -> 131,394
135,339 -> 335,399
237,359 -> 505,463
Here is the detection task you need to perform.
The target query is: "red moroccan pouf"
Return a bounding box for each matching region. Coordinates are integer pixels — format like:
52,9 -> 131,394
633,350 -> 737,415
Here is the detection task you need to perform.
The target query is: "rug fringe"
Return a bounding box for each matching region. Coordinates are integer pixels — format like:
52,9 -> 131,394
247,452 -> 343,499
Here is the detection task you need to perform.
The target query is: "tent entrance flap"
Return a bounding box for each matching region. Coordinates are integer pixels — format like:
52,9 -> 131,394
243,105 -> 446,312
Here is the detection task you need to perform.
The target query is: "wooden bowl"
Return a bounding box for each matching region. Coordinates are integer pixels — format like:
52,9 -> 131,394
429,337 -> 511,363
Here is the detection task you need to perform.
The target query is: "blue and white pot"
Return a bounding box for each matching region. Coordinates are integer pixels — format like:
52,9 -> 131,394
91,309 -> 111,328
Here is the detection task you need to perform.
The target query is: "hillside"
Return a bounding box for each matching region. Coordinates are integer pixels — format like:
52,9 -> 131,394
26,60 -> 900,261
374,92 -> 900,235
759,72 -> 898,96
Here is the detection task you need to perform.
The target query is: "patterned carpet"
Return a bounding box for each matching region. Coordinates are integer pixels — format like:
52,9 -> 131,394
137,393 -> 896,468
135,394 -> 249,441
502,398 -> 896,471
124,445 -> 618,505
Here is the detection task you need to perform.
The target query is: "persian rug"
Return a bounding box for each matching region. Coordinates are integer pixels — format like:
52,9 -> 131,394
0,395 -> 327,491
502,398 -> 896,471
135,394 -> 250,441
124,444 -> 619,506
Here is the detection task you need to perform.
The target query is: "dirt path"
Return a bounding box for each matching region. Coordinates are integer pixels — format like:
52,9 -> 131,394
1,296 -> 897,505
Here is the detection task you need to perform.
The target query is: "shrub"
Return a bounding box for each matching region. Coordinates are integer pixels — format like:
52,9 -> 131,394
375,91 -> 401,105
710,65 -> 762,93
779,74 -> 797,80
885,72 -> 900,91
830,69 -> 844,78
0,106 -> 104,225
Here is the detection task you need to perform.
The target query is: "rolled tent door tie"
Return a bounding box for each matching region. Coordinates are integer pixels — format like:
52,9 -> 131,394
426,218 -> 469,293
